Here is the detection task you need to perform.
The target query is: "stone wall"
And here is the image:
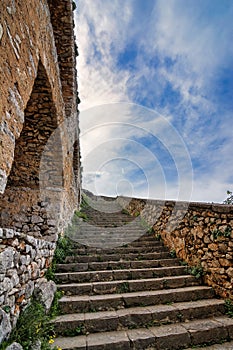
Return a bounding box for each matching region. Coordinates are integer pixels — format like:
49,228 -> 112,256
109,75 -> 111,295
0,0 -> 81,344
118,197 -> 233,300
0,228 -> 56,343
0,0 -> 81,228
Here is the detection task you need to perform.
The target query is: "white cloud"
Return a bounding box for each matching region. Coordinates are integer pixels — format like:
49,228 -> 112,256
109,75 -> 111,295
75,0 -> 233,203
75,0 -> 134,110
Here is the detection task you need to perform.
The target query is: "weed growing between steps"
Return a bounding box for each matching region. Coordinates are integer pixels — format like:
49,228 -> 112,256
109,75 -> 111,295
187,264 -> 205,280
45,234 -> 74,282
169,249 -> 177,258
121,208 -> 130,215
0,292 -> 63,350
80,193 -> 90,209
171,249 -> 205,279
117,281 -> 130,293
225,299 -> 233,318
62,324 -> 85,337
74,210 -> 88,221
155,233 -> 162,241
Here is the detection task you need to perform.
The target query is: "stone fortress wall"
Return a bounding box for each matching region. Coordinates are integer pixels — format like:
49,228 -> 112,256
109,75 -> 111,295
118,197 -> 233,301
0,0 -> 81,342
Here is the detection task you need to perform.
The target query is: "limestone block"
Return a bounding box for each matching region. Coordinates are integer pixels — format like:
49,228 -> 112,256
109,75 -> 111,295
34,279 -> 57,312
31,215 -> 44,224
0,248 -> 15,273
0,169 -> 7,193
0,309 -> 11,343
6,342 -> 23,350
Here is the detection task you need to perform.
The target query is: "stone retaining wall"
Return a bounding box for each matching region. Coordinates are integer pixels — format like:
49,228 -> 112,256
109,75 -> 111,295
0,228 -> 56,342
118,197 -> 233,300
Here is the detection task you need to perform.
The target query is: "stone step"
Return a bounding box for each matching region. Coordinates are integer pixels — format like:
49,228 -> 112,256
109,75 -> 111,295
186,341 -> 233,350
53,299 -> 225,336
70,245 -> 167,256
81,210 -> 130,216
55,266 -> 188,284
69,235 -> 153,248
65,251 -> 171,263
56,258 -> 181,273
136,235 -> 160,241
53,316 -> 233,350
84,218 -> 135,223
73,238 -> 163,248
68,234 -> 157,248
72,230 -> 148,237
58,285 -> 214,314
82,222 -> 136,228
57,275 -> 199,295
128,240 -> 162,247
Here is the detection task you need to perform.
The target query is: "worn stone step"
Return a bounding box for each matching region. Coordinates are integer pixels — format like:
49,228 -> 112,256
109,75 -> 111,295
186,341 -> 233,350
58,285 -> 214,314
70,236 -> 153,248
82,211 -> 131,217
55,266 -> 188,284
82,218 -> 134,224
70,226 -> 147,233
70,245 -> 167,256
54,299 -> 225,336
57,275 -> 199,295
53,316 -> 233,350
65,251 -> 171,263
81,223 -> 137,229
128,240 -> 162,247
72,240 -> 164,251
56,258 -> 181,273
137,235 -> 160,241
72,231 -> 148,240
70,229 -> 145,234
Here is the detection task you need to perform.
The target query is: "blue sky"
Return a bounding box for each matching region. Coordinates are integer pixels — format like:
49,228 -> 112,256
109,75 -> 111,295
75,0 -> 233,203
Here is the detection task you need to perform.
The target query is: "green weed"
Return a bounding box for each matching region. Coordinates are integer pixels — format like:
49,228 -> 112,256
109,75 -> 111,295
74,210 -> 88,221
212,226 -> 232,240
169,250 -> 177,258
225,299 -> 233,318
121,208 -> 130,215
188,265 -> 205,279
0,292 -> 62,350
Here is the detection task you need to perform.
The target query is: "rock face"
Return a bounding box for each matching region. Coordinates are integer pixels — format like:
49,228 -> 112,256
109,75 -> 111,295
0,0 -> 81,345
119,197 -> 233,300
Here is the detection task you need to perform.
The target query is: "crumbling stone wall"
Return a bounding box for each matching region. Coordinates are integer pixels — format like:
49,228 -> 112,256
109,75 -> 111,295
118,197 -> 233,300
0,0 -> 81,343
0,228 -> 56,343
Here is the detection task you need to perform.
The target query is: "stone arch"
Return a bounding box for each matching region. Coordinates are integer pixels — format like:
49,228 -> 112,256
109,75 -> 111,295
6,60 -> 59,189
0,60 -> 64,232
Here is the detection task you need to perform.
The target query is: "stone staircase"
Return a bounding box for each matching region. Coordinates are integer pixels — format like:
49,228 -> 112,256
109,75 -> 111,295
53,197 -> 233,349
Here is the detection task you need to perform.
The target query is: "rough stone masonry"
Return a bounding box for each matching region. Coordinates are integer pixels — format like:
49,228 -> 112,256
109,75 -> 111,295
0,0 -> 81,343
118,197 -> 233,300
